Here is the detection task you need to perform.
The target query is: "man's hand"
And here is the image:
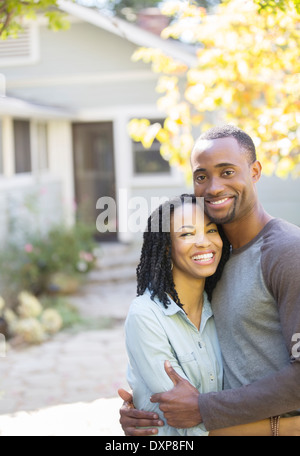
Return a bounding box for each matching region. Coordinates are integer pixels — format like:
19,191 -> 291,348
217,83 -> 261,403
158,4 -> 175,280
150,361 -> 202,429
118,389 -> 164,436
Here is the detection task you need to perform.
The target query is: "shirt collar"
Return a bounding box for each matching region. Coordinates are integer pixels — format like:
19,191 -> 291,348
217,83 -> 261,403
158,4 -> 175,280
145,289 -> 213,320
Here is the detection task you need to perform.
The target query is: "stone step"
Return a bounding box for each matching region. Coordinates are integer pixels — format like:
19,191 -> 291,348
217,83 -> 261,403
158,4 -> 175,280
88,242 -> 141,283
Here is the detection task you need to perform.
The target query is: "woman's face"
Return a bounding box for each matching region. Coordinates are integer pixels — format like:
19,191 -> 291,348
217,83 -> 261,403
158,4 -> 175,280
170,203 -> 223,280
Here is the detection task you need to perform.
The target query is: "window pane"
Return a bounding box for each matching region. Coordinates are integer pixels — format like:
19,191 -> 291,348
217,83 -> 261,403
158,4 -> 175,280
0,120 -> 3,174
14,120 -> 31,174
37,123 -> 48,170
132,119 -> 170,175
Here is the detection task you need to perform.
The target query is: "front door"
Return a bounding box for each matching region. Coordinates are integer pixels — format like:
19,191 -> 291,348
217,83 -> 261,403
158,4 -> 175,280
72,122 -> 117,241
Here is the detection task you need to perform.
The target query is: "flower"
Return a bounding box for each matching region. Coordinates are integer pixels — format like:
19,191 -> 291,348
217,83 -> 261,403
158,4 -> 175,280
18,292 -> 42,319
14,318 -> 46,344
24,244 -> 34,253
0,297 -> 5,313
41,309 -> 63,335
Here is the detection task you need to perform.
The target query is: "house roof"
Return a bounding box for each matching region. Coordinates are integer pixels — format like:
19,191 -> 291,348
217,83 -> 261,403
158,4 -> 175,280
0,95 -> 75,119
57,0 -> 198,67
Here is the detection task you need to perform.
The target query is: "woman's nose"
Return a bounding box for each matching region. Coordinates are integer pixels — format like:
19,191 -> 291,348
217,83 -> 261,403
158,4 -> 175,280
194,233 -> 211,247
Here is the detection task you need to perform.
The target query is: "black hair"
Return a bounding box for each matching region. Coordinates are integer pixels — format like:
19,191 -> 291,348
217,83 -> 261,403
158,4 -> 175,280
198,124 -> 257,164
136,194 -> 231,308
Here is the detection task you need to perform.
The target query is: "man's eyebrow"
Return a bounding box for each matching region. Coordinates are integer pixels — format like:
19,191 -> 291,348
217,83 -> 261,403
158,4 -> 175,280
193,162 -> 237,173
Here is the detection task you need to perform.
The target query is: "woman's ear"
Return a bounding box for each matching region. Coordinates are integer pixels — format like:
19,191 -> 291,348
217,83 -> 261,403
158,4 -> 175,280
251,160 -> 262,183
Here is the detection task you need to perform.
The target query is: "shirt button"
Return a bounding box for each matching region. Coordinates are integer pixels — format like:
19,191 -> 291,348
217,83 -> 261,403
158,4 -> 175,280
210,374 -> 214,381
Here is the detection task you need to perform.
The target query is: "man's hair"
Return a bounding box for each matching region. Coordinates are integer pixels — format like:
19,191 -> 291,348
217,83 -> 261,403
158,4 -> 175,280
136,194 -> 230,306
198,124 -> 257,164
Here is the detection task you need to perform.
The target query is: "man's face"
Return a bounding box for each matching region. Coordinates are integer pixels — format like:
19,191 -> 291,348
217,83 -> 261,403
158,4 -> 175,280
191,137 -> 260,225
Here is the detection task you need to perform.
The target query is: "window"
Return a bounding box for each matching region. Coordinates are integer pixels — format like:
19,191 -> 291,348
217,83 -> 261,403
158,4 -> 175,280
36,123 -> 48,171
0,120 -> 3,174
0,25 -> 39,67
14,120 -> 32,174
132,119 -> 170,175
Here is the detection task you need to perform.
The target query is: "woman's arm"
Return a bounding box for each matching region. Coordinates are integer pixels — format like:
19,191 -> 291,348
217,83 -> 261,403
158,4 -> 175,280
209,416 -> 300,436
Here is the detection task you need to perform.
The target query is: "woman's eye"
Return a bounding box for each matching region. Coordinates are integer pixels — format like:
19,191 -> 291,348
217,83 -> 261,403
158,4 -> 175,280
207,229 -> 218,234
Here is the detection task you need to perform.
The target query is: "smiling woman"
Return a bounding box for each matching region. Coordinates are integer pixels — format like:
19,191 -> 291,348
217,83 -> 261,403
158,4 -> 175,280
123,194 -> 230,436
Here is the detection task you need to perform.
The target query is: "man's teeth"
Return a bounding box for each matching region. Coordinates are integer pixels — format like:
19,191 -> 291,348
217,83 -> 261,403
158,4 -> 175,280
210,198 -> 228,205
193,253 -> 214,261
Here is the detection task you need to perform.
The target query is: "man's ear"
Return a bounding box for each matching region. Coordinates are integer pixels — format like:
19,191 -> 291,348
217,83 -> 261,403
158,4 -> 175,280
251,160 -> 262,183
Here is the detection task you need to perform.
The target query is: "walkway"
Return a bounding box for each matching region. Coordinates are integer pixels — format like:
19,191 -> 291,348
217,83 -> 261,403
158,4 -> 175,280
0,244 -> 141,436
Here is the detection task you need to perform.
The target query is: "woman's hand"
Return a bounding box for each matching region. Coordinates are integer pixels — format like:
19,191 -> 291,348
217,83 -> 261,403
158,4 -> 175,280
118,389 -> 164,436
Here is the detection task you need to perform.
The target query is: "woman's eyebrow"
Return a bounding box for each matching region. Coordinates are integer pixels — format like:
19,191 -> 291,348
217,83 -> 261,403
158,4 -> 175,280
176,225 -> 195,232
206,221 -> 216,227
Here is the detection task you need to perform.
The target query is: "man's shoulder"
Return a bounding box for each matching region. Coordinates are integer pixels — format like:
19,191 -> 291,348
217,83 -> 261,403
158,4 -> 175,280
262,218 -> 300,247
261,218 -> 300,276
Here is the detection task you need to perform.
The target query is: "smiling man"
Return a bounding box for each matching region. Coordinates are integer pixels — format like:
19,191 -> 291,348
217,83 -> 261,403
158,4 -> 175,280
119,125 -> 300,435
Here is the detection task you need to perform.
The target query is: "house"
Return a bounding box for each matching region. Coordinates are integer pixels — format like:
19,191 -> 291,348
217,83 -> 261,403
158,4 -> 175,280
0,0 -> 299,247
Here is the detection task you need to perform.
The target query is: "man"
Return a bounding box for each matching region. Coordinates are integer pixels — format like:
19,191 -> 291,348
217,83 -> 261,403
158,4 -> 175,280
119,125 -> 300,435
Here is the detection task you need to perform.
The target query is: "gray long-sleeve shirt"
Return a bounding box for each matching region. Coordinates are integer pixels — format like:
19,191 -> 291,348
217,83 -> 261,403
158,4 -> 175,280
199,218 -> 300,430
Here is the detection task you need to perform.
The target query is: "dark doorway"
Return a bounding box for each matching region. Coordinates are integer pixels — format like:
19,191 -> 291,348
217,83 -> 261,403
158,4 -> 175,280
72,122 -> 117,241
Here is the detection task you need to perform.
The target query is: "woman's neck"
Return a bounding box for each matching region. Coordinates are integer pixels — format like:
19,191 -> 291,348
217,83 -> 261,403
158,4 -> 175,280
172,269 -> 205,330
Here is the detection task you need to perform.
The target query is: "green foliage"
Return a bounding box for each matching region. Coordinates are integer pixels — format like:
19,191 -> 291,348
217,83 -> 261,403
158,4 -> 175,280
0,222 -> 98,306
0,0 -> 71,38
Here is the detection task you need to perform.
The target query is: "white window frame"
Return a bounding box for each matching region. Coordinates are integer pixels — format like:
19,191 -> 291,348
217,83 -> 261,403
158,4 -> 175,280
130,116 -> 184,188
0,23 -> 39,67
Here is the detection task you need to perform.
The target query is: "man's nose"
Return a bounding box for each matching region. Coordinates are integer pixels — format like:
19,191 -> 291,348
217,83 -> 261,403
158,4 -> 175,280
207,177 -> 225,195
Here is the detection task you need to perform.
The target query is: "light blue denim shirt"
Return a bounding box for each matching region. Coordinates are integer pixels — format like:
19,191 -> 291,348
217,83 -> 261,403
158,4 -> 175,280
125,289 -> 223,436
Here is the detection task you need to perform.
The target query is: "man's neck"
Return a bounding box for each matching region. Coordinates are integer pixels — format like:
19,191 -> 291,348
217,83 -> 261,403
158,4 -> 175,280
223,203 -> 273,249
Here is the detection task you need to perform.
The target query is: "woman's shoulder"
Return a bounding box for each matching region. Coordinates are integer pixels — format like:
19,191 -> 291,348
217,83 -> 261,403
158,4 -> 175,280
128,290 -> 164,317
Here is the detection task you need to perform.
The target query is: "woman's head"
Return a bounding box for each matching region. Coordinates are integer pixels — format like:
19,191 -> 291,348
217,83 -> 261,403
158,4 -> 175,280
137,194 -> 230,308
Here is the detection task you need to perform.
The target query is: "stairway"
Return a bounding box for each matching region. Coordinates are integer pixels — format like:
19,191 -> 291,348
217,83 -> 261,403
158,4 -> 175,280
87,242 -> 142,284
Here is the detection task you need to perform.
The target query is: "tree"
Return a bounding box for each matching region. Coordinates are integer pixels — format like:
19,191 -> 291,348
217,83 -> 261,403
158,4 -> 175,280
129,0 -> 300,181
0,0 -> 70,39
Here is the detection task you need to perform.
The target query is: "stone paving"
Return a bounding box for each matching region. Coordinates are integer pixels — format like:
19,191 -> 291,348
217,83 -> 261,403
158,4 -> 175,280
0,246 -> 140,436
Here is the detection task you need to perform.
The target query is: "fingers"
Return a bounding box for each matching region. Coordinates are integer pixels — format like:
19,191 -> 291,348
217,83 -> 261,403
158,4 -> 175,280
118,388 -> 133,404
164,360 -> 183,386
124,427 -> 160,437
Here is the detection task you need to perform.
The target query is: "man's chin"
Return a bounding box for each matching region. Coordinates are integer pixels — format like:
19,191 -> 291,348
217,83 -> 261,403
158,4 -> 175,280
204,209 -> 236,225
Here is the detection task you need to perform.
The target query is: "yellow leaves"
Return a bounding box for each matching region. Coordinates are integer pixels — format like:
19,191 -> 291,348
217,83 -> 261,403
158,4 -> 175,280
128,0 -> 300,179
276,157 -> 295,178
132,48 -> 187,75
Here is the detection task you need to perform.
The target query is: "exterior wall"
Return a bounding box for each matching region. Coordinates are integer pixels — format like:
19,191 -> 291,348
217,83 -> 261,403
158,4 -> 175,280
3,22 -> 159,110
1,17 -> 299,245
0,175 -> 63,247
257,175 -> 300,227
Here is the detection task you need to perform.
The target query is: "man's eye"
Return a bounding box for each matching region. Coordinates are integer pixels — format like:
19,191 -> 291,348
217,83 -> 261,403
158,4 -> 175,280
180,233 -> 194,237
223,170 -> 235,177
196,175 -> 206,182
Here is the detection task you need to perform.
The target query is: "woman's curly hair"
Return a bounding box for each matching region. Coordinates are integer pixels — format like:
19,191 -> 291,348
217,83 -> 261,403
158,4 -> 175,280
137,194 -> 231,308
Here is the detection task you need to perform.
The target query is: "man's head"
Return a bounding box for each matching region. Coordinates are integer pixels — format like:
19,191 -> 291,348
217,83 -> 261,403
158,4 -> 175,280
196,124 -> 257,165
191,124 -> 262,225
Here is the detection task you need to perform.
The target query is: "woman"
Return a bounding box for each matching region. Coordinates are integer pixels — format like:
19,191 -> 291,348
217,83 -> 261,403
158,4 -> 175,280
125,195 -> 300,436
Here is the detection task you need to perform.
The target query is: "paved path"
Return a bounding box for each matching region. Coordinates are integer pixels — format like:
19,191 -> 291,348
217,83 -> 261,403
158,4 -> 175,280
0,277 -> 138,436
